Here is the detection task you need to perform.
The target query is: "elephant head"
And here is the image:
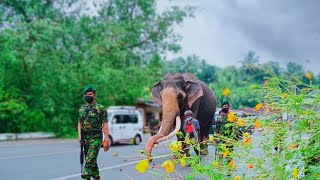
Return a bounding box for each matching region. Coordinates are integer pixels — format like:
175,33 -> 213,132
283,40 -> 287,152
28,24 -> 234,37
145,73 -> 204,157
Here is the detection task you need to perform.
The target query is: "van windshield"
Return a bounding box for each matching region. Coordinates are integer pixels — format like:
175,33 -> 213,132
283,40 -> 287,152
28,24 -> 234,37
112,114 -> 138,124
107,113 -> 112,122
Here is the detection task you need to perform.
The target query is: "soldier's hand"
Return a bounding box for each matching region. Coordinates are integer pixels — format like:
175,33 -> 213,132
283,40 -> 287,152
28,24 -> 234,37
78,137 -> 81,143
103,140 -> 110,151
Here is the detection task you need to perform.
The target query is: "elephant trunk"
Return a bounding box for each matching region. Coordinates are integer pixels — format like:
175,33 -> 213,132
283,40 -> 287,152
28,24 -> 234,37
146,88 -> 180,157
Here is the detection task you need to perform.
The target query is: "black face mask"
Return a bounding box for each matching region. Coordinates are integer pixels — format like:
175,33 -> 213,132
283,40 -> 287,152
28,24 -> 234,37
85,96 -> 94,103
222,108 -> 229,113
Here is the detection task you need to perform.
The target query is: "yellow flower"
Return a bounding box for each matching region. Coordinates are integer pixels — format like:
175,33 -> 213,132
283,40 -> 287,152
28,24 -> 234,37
264,79 -> 269,85
237,118 -> 245,127
255,103 -> 263,111
209,136 -> 215,142
223,149 -> 230,157
227,112 -> 237,122
243,138 -> 251,145
169,141 -> 182,152
162,160 -> 175,174
305,72 -> 312,80
290,144 -> 298,150
212,161 -> 219,167
254,119 -> 261,129
243,132 -> 250,139
180,156 -> 186,167
292,168 -> 298,179
234,176 -> 240,180
248,163 -> 253,169
222,88 -> 231,97
135,159 -> 149,173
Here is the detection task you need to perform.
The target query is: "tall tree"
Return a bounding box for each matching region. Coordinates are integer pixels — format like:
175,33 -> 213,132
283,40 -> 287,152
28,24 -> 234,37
0,0 -> 192,135
239,51 -> 267,84
161,55 -> 217,84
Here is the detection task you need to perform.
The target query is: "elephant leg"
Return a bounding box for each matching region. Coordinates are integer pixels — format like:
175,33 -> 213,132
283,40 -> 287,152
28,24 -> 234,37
200,136 -> 209,155
200,126 -> 210,155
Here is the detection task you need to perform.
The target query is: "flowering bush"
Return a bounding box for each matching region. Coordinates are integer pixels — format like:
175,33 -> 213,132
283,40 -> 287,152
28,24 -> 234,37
134,76 -> 319,179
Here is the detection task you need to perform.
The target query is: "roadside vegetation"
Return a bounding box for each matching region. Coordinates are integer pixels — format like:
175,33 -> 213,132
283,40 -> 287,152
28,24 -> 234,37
135,75 -> 319,179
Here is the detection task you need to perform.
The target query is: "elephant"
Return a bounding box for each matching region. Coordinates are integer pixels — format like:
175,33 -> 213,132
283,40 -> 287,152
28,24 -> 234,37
146,73 -> 217,158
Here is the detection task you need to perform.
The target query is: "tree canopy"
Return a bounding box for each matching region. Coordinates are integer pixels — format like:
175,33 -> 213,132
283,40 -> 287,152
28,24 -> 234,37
0,0 -> 192,135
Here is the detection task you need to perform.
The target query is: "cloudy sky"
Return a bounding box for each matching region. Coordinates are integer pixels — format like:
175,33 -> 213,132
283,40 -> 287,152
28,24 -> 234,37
159,0 -> 320,74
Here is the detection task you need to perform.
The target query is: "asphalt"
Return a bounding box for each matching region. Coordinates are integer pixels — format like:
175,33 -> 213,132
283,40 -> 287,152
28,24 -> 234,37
0,134 -> 204,180
0,130 -> 283,180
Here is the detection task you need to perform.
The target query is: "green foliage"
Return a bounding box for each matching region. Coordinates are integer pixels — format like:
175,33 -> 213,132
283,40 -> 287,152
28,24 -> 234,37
0,89 -> 47,133
161,55 -> 218,84
134,76 -> 319,179
0,0 -> 192,135
254,76 -> 320,179
213,57 -> 320,110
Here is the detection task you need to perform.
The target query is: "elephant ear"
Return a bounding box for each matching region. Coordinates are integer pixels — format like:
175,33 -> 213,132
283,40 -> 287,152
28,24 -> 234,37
151,81 -> 163,106
186,80 -> 204,108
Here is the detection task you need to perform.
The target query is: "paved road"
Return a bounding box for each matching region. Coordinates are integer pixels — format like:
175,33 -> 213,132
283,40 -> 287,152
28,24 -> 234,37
1,130 -> 277,180
0,134 -> 212,180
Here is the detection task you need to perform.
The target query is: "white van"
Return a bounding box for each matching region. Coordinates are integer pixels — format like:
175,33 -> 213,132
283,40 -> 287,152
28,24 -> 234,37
103,106 -> 143,146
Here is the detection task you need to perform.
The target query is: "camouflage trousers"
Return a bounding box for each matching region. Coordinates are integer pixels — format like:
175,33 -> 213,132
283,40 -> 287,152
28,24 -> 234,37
82,133 -> 102,180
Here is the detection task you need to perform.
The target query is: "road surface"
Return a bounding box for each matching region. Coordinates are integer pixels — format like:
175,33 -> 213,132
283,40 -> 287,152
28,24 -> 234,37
1,130 -> 279,180
0,134 -> 212,180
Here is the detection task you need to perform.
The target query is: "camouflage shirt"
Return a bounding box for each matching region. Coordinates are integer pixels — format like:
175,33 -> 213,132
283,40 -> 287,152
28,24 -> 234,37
215,111 -> 228,135
215,111 -> 242,140
78,102 -> 108,133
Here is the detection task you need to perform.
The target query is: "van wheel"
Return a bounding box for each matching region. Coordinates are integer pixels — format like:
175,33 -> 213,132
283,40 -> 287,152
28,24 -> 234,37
109,136 -> 113,147
134,135 -> 141,145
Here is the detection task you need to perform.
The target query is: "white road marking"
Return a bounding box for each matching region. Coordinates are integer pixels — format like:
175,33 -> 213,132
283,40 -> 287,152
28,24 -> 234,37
0,139 -> 77,147
0,149 -> 79,160
50,154 -> 172,180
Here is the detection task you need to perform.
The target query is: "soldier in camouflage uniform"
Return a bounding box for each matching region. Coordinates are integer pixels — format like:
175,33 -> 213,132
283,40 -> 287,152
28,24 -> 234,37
215,102 -> 242,163
77,85 -> 110,180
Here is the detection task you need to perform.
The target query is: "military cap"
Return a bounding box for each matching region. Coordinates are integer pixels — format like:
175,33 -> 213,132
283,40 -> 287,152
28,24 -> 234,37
83,84 -> 96,94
